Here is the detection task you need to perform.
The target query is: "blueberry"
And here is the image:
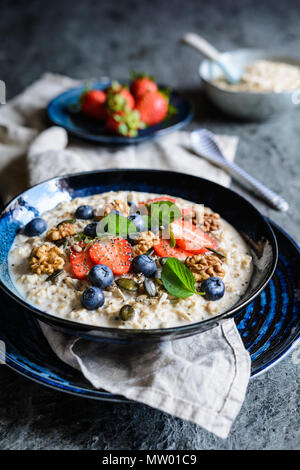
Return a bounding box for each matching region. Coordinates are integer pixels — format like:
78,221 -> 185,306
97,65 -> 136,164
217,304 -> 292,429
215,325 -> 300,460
88,265 -> 114,289
24,218 -> 47,237
131,255 -> 157,277
200,277 -> 225,301
83,222 -> 98,238
75,205 -> 94,220
81,287 -> 105,310
128,214 -> 146,232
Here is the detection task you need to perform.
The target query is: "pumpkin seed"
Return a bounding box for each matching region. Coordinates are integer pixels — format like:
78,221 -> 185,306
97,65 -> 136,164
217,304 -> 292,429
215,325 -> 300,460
144,247 -> 154,257
154,270 -> 163,286
119,304 -> 135,321
116,278 -> 139,292
144,278 -> 157,297
155,270 -> 162,279
46,269 -> 64,282
204,247 -> 226,258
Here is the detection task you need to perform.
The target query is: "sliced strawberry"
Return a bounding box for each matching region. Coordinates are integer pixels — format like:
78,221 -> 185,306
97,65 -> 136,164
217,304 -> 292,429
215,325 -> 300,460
172,219 -> 218,254
146,196 -> 176,204
89,237 -> 132,275
69,242 -> 94,280
153,239 -> 192,261
181,207 -> 194,219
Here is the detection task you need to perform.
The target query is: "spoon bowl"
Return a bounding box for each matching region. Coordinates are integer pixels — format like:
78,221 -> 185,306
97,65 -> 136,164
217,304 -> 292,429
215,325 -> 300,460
182,32 -> 243,84
190,129 -> 289,211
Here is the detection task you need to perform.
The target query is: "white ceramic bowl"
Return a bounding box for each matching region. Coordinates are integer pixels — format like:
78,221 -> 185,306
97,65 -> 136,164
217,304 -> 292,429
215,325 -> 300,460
199,49 -> 300,120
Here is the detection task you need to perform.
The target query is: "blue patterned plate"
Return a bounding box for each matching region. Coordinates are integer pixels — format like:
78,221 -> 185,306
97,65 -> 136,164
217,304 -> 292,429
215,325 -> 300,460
0,220 -> 298,399
47,81 -> 193,145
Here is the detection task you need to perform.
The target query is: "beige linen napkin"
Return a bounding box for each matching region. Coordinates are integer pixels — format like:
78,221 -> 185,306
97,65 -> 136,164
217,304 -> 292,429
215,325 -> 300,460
0,73 -> 250,439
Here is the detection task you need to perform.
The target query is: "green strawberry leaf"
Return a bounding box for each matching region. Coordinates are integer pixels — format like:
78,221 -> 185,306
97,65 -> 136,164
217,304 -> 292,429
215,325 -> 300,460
118,123 -> 128,136
130,70 -> 156,82
159,87 -> 171,102
167,104 -> 178,118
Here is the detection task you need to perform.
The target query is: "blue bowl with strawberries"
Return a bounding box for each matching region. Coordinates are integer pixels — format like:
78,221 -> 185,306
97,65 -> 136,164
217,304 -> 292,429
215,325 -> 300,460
47,74 -> 193,145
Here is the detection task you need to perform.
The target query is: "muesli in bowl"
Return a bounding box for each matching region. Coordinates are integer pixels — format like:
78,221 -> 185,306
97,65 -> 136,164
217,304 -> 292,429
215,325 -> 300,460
9,190 -> 253,330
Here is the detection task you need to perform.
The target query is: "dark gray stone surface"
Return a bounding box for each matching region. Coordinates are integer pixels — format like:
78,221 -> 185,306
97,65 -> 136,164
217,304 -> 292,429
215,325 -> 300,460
0,0 -> 299,450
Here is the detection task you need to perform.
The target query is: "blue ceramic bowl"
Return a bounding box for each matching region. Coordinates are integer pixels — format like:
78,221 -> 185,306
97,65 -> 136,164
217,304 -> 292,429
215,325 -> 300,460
0,170 -> 278,343
47,81 -> 193,144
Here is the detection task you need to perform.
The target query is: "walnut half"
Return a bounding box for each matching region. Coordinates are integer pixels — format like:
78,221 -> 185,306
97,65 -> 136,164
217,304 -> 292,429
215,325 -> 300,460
192,210 -> 221,233
132,231 -> 160,257
46,222 -> 76,241
104,199 -> 130,217
185,254 -> 225,282
29,244 -> 65,275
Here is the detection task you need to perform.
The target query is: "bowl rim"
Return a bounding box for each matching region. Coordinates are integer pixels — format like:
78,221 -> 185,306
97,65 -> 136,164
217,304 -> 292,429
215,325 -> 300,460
198,48 -> 300,97
0,168 -> 278,336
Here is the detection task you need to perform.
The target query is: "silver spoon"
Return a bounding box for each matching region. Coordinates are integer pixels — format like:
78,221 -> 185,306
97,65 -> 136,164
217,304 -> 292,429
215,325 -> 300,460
182,32 -> 242,84
190,129 -> 289,212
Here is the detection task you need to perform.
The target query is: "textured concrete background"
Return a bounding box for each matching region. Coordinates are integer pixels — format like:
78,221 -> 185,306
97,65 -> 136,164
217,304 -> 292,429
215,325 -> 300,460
0,0 -> 299,450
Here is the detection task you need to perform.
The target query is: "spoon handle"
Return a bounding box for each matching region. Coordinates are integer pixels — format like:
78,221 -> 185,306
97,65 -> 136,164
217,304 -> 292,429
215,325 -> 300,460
221,160 -> 289,211
181,33 -> 220,61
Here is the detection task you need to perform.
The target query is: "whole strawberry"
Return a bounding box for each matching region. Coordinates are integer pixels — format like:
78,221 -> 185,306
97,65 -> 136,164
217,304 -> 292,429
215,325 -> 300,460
106,109 -> 145,137
81,89 -> 107,121
130,73 -> 158,100
135,90 -> 168,126
106,81 -> 135,112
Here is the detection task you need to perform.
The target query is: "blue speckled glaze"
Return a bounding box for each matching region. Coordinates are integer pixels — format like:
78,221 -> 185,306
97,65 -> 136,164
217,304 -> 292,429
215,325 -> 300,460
0,178 -> 72,298
0,220 -> 298,400
235,222 -> 300,376
0,169 -> 278,344
47,81 -> 193,145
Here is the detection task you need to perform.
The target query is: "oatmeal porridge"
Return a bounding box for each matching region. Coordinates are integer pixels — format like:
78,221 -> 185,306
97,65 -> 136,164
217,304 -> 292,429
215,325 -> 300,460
213,60 -> 300,93
9,191 -> 253,329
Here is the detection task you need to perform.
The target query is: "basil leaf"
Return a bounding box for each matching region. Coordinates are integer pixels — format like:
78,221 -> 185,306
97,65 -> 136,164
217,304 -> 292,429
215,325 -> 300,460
161,258 -> 196,298
97,213 -> 137,237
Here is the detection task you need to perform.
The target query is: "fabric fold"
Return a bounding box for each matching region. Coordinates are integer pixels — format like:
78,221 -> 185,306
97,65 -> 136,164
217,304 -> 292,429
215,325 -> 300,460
0,73 -> 250,439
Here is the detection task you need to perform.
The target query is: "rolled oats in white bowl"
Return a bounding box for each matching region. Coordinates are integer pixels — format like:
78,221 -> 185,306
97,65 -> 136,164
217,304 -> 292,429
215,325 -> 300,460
199,49 -> 300,119
213,60 -> 300,93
